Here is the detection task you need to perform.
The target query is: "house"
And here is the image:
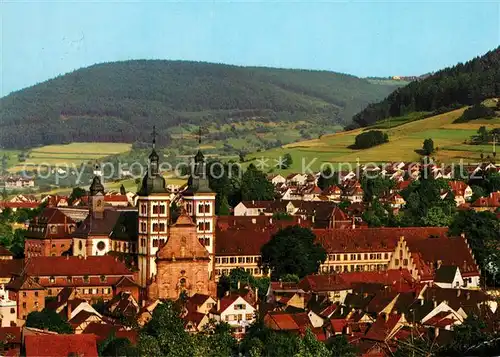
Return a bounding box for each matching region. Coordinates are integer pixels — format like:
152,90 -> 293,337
6,275 -> 46,323
24,334 -> 98,357
3,176 -> 35,189
137,300 -> 162,327
69,310 -> 103,334
380,193 -> 406,209
209,292 -> 257,338
448,181 -> 473,205
0,247 -> 13,261
268,174 -> 286,186
0,284 -> 17,327
286,173 -> 308,186
298,275 -> 352,304
16,255 -> 135,302
471,191 -> 500,211
233,201 -> 275,216
24,207 -> 76,257
323,185 -> 343,202
0,201 -> 39,214
434,266 -> 465,289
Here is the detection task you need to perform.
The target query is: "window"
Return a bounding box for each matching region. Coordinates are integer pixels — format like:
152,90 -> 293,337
238,257 -> 244,263
22,292 -> 27,297
403,259 -> 408,266
83,275 -> 89,283
225,315 -> 229,322
141,204 -> 146,214
153,223 -> 159,232
141,222 -> 147,232
100,275 -> 106,282
153,239 -> 159,248
48,289 -> 52,296
152,205 -> 158,214
364,254 -> 368,260
384,253 -> 389,259
357,254 -> 361,260
254,268 -> 259,274
159,223 -> 166,232
237,314 -> 243,321
67,276 -> 72,283
35,292 -> 38,297
22,302 -> 26,308
97,241 -> 106,251
204,204 -> 210,214
395,259 -> 400,266
246,257 -> 253,263
229,257 -> 236,264
10,308 -> 15,314
344,254 -> 348,261
79,241 -> 83,250
198,204 -> 205,214
49,276 -> 55,283
187,204 -> 192,214
234,303 -> 246,310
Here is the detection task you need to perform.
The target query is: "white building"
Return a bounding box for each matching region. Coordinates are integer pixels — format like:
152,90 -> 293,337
0,284 -> 17,327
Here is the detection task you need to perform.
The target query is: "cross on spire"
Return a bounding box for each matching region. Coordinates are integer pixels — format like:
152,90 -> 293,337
198,126 -> 202,145
152,126 -> 157,149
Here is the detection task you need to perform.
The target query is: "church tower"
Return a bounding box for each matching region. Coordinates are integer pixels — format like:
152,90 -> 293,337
86,175 -> 105,257
182,137 -> 216,279
137,127 -> 170,287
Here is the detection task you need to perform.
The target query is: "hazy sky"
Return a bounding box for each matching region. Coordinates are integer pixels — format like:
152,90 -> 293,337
1,1 -> 499,97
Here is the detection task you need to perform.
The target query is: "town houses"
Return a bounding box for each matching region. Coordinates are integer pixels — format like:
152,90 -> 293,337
0,135 -> 498,356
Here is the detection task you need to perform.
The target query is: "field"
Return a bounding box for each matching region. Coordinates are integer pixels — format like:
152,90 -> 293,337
248,106 -> 500,173
8,143 -> 132,172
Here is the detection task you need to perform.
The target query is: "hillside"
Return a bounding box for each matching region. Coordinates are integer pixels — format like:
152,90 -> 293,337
352,47 -> 500,128
0,60 -> 398,150
248,102 -> 500,172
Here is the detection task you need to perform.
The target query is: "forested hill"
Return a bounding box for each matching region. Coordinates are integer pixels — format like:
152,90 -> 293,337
0,60 -> 397,149
351,47 -> 500,128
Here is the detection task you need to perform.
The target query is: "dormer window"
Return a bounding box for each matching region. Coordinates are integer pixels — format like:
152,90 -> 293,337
100,275 -> 106,282
49,276 -> 55,283
67,276 -> 72,283
83,275 -> 89,283
50,226 -> 57,234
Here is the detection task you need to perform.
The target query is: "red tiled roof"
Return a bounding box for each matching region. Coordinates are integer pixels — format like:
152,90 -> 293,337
448,181 -> 469,196
0,259 -> 25,279
214,292 -> 255,314
364,314 -> 402,342
471,192 -> 500,207
82,323 -> 138,345
0,202 -> 39,209
24,256 -> 133,277
314,227 -> 448,253
25,334 -> 98,357
104,195 -> 129,202
298,274 -> 351,292
0,246 -> 13,256
330,318 -> 348,333
0,327 -> 22,344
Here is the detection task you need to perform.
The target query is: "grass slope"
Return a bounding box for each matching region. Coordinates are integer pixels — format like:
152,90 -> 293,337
249,106 -> 500,173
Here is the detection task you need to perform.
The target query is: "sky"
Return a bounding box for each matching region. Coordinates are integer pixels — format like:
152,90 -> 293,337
1,1 -> 499,97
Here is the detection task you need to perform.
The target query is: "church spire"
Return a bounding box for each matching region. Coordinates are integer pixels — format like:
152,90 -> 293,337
149,126 -> 159,176
186,126 -> 212,194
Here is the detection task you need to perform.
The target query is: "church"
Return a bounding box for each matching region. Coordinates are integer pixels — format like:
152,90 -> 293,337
66,131 -> 217,300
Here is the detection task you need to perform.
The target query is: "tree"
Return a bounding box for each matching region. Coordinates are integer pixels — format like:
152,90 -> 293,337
317,167 -> 338,191
326,335 -> 357,357
282,153 -> 293,169
139,301 -> 194,357
193,321 -> 237,357
361,175 -> 394,202
98,332 -> 137,357
239,152 -> 246,163
217,195 -> 231,216
422,206 -> 453,227
295,329 -> 330,357
470,185 -> 486,202
240,164 -> 275,201
422,138 -> 434,155
353,130 -> 388,149
449,210 -> 500,285
25,310 -> 73,334
68,187 -> 86,205
261,225 -> 326,279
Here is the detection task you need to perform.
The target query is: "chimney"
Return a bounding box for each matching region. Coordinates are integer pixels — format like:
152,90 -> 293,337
437,260 -> 442,269
279,279 -> 283,288
433,300 -> 437,308
466,292 -> 470,300
225,290 -> 229,297
255,288 -> 259,302
217,299 -> 220,312
237,281 -> 241,290
434,327 -> 439,337
460,233 -> 465,238
457,289 -> 461,297
351,216 -> 355,229
384,313 -> 389,322
420,299 -> 424,306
